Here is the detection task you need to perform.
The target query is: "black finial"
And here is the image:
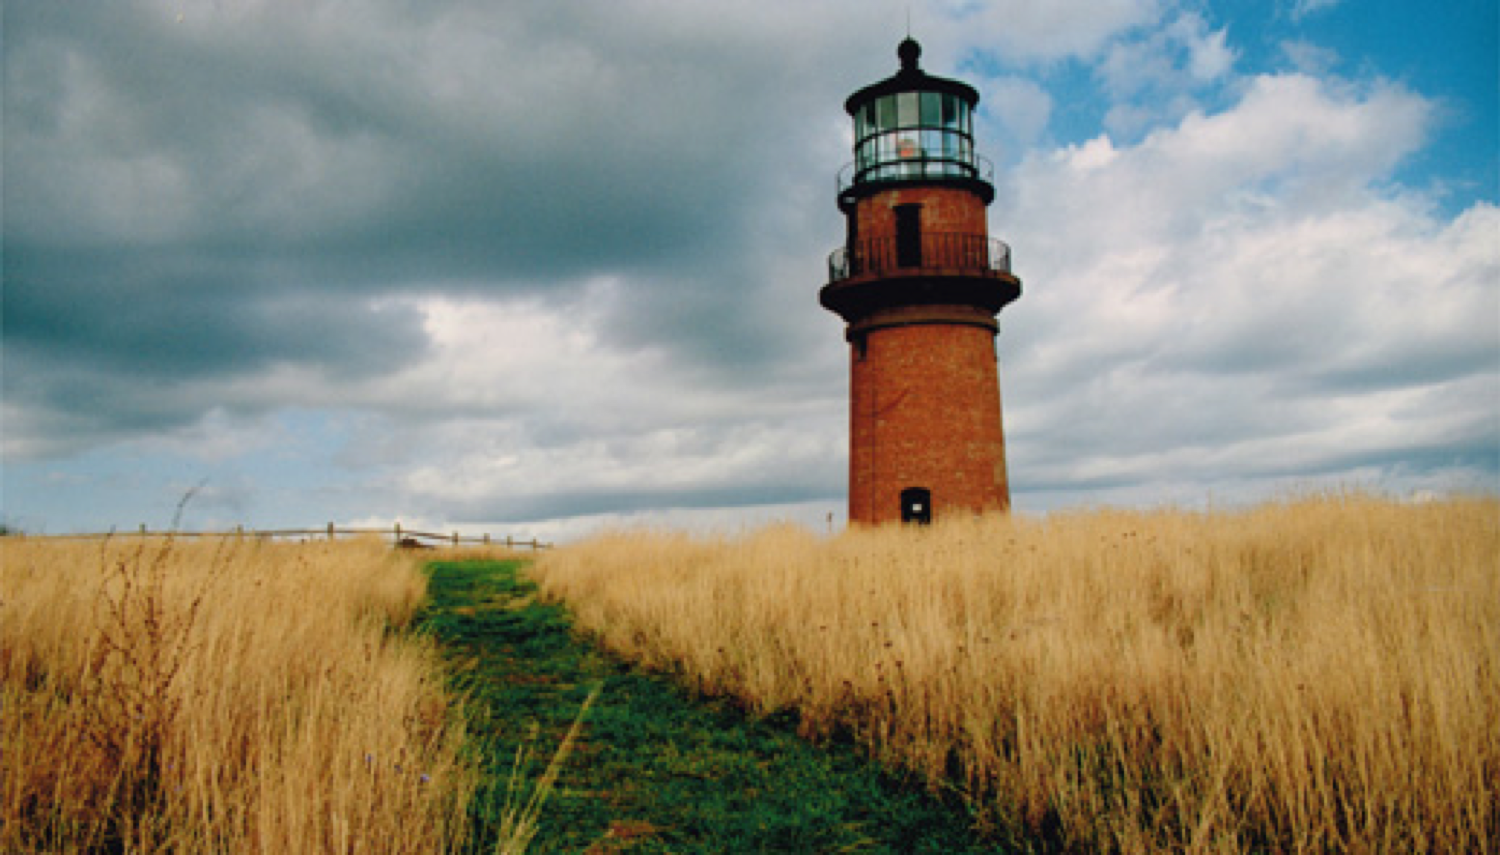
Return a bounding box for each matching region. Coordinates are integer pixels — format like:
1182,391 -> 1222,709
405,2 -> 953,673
898,37 -> 921,71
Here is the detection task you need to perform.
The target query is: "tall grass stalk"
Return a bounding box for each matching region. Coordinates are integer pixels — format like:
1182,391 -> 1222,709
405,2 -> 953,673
2,536 -> 476,853
532,494 -> 1499,853
495,683 -> 602,855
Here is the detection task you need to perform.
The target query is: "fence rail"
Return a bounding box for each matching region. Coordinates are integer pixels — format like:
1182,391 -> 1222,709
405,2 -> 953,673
13,524 -> 551,550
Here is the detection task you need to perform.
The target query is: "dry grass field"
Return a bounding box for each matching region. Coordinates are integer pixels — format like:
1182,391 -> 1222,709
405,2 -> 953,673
1,536 -> 476,853
533,494 -> 1499,853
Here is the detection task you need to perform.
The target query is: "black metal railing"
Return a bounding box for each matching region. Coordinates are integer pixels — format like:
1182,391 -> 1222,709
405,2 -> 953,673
828,233 -> 1011,282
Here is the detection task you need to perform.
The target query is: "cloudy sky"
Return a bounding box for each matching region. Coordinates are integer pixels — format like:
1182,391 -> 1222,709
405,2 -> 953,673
4,0 -> 1496,540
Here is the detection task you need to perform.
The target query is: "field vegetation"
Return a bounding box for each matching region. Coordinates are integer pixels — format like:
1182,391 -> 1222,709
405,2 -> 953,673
532,494 -> 1499,853
2,536 -> 477,852
420,558 -> 992,852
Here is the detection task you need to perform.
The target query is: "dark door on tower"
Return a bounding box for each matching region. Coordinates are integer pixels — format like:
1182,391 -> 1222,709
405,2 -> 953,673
845,214 -> 861,276
901,487 -> 932,525
895,204 -> 923,268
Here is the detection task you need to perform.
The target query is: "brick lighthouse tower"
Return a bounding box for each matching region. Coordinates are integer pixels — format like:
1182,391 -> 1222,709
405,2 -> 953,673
821,38 -> 1022,526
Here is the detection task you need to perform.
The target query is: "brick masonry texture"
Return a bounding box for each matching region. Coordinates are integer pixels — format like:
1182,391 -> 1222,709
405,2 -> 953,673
835,178 -> 1015,525
848,320 -> 1010,525
854,187 -> 987,241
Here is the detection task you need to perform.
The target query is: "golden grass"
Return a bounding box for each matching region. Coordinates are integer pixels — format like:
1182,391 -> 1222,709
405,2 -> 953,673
532,494 -> 1499,853
1,535 -> 475,853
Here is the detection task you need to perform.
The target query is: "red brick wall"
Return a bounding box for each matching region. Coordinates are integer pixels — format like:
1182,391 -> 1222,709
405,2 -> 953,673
838,181 -> 1012,525
854,187 -> 988,241
848,320 -> 1010,525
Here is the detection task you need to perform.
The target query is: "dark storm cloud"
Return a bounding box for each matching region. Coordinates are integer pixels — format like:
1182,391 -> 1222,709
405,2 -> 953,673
5,249 -> 428,377
6,1 -> 757,276
3,239 -> 432,455
3,0 -> 858,461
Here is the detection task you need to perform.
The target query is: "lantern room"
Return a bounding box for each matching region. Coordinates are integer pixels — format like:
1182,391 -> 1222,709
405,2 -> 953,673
839,37 -> 993,210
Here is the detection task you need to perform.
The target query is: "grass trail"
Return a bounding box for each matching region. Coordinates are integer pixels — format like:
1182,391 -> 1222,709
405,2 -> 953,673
420,559 -> 998,854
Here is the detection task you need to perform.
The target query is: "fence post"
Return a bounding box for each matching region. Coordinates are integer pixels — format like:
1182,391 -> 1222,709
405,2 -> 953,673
483,533 -> 491,545
394,522 -> 402,545
327,522 -> 335,541
140,524 -> 148,536
506,535 -> 513,549
452,531 -> 460,547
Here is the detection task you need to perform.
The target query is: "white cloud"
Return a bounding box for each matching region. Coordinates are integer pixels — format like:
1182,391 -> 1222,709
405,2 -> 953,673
1290,0 -> 1343,22
1008,73 -> 1434,263
1177,18 -> 1236,81
977,75 -> 1054,155
1280,39 -> 1341,75
937,0 -> 1165,63
1092,10 -> 1238,137
308,286 -> 847,522
996,69 -> 1497,505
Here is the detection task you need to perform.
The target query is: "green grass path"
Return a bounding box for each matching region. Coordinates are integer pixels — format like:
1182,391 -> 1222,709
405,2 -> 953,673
419,560 -> 1004,854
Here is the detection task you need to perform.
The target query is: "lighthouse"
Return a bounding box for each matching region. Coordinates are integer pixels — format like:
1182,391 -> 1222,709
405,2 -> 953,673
820,38 -> 1022,526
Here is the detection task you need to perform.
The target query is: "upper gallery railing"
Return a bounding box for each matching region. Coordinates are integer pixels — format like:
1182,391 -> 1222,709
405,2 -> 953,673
828,233 -> 1011,283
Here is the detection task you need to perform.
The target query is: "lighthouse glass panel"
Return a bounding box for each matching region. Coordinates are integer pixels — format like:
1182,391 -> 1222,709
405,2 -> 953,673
852,91 -> 977,184
897,92 -> 919,126
921,92 -> 941,126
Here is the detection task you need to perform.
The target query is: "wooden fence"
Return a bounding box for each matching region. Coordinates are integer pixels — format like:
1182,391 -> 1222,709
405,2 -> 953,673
22,524 -> 551,550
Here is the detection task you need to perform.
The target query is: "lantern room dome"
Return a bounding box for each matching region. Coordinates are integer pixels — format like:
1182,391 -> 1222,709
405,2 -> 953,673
843,38 -> 980,116
898,36 -> 921,70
